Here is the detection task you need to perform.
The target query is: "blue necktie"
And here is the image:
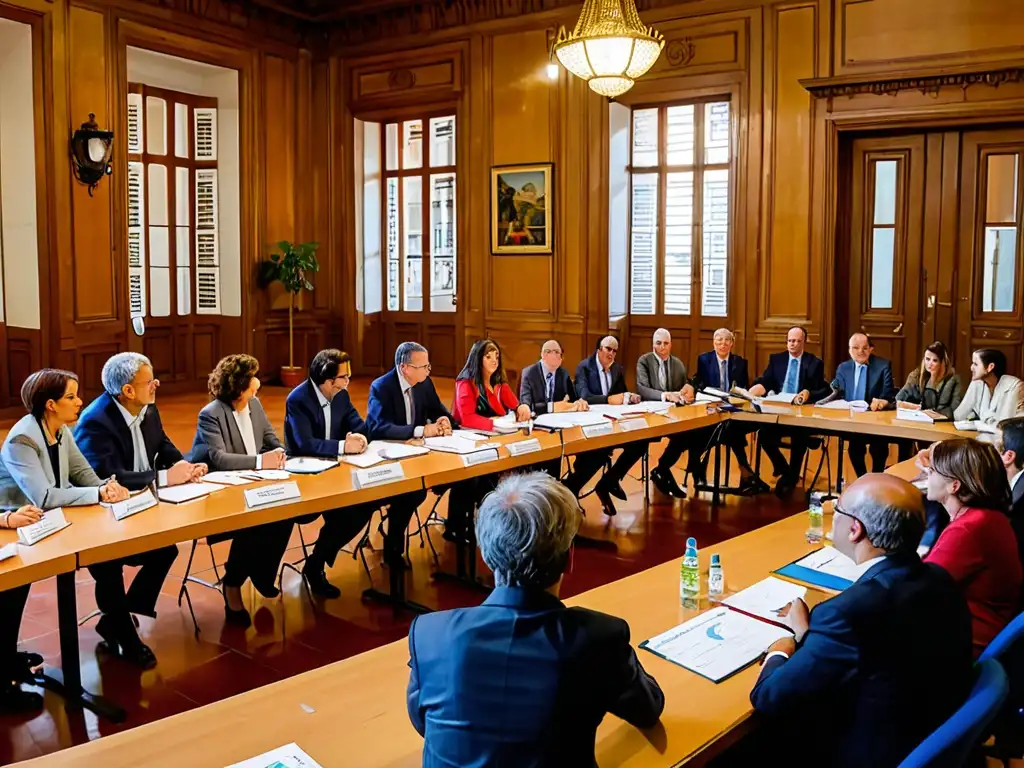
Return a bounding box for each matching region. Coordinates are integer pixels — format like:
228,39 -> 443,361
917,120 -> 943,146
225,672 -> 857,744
854,364 -> 867,401
783,357 -> 799,394
719,358 -> 729,391
546,371 -> 554,402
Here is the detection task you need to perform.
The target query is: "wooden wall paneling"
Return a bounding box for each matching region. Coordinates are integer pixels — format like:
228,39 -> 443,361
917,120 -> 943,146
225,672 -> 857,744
192,324 -> 217,380
348,42 -> 464,112
935,132 -> 961,356
760,3 -> 818,346
7,328 -> 40,404
309,59 -> 333,313
77,343 -> 122,401
837,0 -> 1024,76
462,33 -> 489,352
336,58 -> 367,368
263,54 -> 297,255
142,326 -> 175,379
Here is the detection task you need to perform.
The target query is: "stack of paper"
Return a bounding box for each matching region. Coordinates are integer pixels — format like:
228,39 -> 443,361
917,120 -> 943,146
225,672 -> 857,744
815,399 -> 868,411
424,436 -> 494,455
534,411 -> 608,429
721,577 -> 807,624
954,420 -> 997,434
640,607 -> 790,683
774,547 -> 874,590
371,441 -> 429,460
490,414 -> 531,433
284,457 -> 338,474
896,408 -> 948,423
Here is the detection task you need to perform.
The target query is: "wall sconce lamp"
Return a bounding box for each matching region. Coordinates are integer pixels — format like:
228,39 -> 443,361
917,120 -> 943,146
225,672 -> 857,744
70,113 -> 114,196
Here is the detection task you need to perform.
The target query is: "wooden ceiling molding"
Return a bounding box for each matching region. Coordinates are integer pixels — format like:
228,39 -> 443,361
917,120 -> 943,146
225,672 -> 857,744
801,63 -> 1024,99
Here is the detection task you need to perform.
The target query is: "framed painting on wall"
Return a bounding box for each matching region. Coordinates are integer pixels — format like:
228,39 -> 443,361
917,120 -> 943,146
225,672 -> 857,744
491,163 -> 553,254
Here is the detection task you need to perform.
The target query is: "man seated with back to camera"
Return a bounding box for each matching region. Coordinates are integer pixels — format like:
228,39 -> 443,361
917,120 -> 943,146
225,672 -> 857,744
743,473 -> 973,768
407,471 -> 664,766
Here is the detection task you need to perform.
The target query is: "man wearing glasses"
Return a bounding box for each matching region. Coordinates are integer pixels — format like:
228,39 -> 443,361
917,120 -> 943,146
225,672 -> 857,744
748,473 -> 973,767
572,336 -> 646,515
283,348 -> 381,597
519,340 -> 589,416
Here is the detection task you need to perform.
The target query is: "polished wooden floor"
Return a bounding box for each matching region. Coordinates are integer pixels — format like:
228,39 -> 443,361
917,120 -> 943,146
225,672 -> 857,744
1,378 -> 817,763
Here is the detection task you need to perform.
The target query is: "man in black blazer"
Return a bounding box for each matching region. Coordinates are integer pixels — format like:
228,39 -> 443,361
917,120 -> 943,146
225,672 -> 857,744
75,352 -> 205,667
996,417 -> 1024,568
692,328 -> 769,494
749,473 -> 973,768
284,349 -> 386,598
407,472 -> 664,766
519,339 -> 588,416
748,326 -> 831,496
366,342 -> 452,580
572,336 -> 647,515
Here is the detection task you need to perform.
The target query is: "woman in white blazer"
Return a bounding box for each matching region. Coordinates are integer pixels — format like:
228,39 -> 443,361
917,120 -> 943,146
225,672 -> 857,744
190,355 -> 293,628
0,369 -> 177,672
953,349 -> 1024,425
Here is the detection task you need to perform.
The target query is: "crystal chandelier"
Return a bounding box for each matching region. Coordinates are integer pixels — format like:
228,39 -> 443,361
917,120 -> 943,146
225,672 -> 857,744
553,0 -> 665,98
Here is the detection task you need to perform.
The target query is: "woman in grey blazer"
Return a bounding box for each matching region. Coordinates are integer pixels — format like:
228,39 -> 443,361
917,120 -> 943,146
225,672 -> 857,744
0,369 -> 176,671
190,354 -> 293,627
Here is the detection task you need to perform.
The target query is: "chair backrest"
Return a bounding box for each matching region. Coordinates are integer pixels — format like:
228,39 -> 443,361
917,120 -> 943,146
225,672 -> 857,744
979,610 -> 1024,663
898,659 -> 1009,768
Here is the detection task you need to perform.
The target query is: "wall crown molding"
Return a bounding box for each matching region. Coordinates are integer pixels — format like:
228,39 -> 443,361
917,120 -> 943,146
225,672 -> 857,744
801,64 -> 1024,99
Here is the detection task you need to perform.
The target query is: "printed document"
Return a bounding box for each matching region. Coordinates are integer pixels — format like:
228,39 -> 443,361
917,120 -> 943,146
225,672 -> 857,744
226,743 -> 323,768
722,577 -> 807,623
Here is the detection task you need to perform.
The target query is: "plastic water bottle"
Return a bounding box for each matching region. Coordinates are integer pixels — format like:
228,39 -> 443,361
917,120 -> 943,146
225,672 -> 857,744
680,537 -> 700,600
807,491 -> 824,543
708,553 -> 724,597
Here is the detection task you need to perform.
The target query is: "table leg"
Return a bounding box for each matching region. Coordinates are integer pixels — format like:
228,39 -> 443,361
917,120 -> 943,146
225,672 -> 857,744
835,436 -> 846,493
362,563 -> 433,614
31,571 -> 126,723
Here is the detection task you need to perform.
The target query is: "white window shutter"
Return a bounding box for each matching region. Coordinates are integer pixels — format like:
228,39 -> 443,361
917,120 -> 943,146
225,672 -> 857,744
194,108 -> 217,161
127,161 -> 146,318
127,93 -> 144,155
194,167 -> 220,314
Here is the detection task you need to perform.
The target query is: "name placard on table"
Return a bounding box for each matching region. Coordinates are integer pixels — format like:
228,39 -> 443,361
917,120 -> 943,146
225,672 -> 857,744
107,488 -> 159,521
582,421 -> 615,438
244,482 -> 302,508
17,509 -> 70,546
461,447 -> 500,467
352,463 -> 407,489
506,438 -> 541,457
618,417 -> 647,432
0,542 -> 18,563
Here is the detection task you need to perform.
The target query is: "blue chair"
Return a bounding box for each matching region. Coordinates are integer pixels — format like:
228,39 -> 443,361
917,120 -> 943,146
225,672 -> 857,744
898,659 -> 1008,768
979,610 -> 1024,663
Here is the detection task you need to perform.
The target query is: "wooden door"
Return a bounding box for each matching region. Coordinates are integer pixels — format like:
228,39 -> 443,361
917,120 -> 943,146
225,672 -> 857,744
845,135 -> 926,381
956,129 -> 1024,374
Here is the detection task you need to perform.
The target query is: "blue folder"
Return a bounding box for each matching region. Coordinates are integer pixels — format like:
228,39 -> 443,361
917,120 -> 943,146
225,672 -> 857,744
773,551 -> 855,592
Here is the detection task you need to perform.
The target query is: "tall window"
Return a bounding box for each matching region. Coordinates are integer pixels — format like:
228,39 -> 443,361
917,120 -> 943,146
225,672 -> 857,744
127,84 -> 221,320
383,115 -> 456,312
981,152 -> 1020,313
628,100 -> 731,317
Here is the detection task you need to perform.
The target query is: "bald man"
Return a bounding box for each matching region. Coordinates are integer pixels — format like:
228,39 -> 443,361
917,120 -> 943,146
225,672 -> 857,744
823,333 -> 896,477
749,474 -> 972,768
573,336 -> 647,515
519,340 -> 589,416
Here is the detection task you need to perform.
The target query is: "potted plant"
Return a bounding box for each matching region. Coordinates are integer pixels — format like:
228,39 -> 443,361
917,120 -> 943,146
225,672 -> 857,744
258,240 -> 320,388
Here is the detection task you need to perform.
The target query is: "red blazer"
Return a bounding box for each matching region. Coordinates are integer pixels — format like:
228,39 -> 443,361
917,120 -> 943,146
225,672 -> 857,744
452,379 -> 519,431
925,507 -> 1023,656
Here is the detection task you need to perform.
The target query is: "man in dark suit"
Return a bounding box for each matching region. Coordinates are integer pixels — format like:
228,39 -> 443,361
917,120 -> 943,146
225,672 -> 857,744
519,339 -> 588,416
284,348 -> 382,598
748,326 -> 831,496
407,471 -> 664,766
996,417 -> 1024,568
824,333 -> 897,477
366,342 -> 452,587
749,473 -> 973,768
74,352 -> 205,667
572,336 -> 647,515
692,328 -> 769,494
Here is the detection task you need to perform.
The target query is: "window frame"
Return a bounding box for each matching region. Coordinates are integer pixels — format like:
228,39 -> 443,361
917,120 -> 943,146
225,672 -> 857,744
380,110 -> 458,315
625,96 -> 735,321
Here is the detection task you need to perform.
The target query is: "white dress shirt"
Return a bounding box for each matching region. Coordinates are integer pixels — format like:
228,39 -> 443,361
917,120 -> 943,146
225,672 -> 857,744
397,368 -> 425,439
233,405 -> 263,469
1011,468 -> 1024,494
114,400 -> 168,486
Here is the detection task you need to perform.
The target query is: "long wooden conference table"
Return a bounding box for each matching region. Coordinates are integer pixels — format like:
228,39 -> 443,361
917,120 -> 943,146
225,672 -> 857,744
6,402 -> 968,765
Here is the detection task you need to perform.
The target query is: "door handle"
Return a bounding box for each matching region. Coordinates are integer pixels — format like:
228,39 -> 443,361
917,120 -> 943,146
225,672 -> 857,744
893,322 -> 903,333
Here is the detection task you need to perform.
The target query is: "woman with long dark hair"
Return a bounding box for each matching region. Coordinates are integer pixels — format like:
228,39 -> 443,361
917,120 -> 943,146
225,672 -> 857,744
924,438 -> 1022,655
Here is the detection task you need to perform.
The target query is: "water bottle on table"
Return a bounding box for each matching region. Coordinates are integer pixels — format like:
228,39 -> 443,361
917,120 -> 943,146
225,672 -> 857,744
708,553 -> 724,597
807,491 -> 825,543
680,537 -> 700,603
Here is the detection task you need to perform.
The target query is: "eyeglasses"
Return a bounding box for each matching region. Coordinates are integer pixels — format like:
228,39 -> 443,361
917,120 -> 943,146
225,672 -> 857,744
834,503 -> 865,528
542,349 -> 562,356
406,363 -> 432,372
601,346 -> 618,354
334,374 -> 352,382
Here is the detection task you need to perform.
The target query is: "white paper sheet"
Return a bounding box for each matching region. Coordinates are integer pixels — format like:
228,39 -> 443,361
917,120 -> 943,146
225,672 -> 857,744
284,457 -> 338,474
340,451 -> 385,469
794,547 -> 874,583
451,429 -> 490,442
158,483 -> 222,504
761,392 -> 797,404
954,420 -> 997,434
424,436 -> 493,455
0,542 -> 17,562
490,413 -> 530,433
244,469 -> 290,481
642,607 -> 790,683
534,411 -> 609,429
201,472 -> 255,486
226,743 -> 323,768
722,577 -> 807,623
366,441 -> 429,460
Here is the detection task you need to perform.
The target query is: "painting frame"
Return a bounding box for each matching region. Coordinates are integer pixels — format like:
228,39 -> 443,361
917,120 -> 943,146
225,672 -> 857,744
491,163 -> 554,255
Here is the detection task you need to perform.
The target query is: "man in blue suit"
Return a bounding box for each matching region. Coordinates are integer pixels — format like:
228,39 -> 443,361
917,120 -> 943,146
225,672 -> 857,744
693,328 -> 769,494
572,336 -> 648,515
749,473 -> 973,768
284,349 -> 384,597
407,471 -> 664,766
519,339 -> 588,415
825,333 -> 897,477
366,342 -> 452,601
748,326 -> 832,496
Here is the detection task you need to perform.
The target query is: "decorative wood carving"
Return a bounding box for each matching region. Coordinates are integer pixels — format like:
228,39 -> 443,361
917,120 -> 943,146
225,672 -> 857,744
665,37 -> 696,67
802,65 -> 1024,98
387,68 -> 416,90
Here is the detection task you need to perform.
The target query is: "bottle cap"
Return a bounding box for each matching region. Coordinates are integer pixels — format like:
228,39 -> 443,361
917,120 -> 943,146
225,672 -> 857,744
686,537 -> 697,548
710,553 -> 720,566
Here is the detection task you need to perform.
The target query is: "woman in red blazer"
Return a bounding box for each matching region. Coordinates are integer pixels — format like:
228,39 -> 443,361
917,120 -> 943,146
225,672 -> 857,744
446,340 -> 532,542
925,438 -> 1022,656
452,339 -> 531,431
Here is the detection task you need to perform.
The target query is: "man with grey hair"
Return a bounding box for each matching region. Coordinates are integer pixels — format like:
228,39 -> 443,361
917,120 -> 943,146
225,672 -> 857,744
73,352 -> 205,669
748,473 -> 972,767
407,472 -> 664,765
